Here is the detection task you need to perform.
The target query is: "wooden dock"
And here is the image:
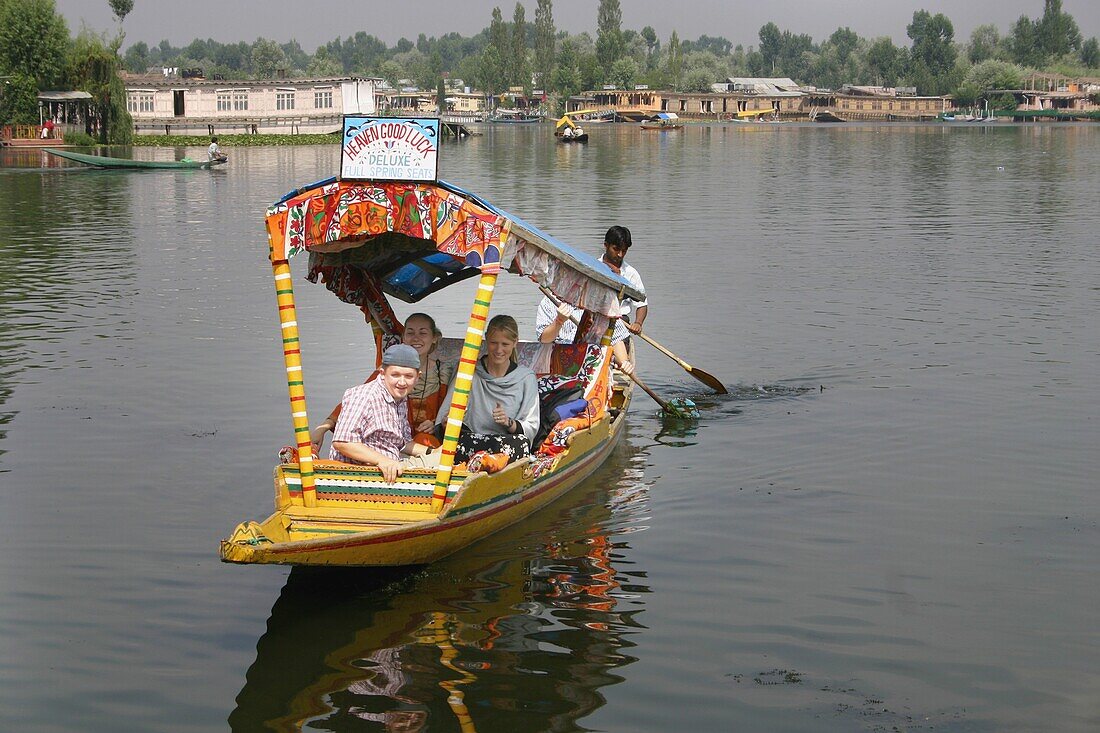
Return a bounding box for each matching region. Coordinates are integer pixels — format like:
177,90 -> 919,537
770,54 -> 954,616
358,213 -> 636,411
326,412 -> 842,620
441,121 -> 479,138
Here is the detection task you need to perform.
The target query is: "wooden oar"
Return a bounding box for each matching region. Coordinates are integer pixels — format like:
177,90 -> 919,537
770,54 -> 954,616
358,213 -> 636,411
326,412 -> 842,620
538,286 -> 698,418
629,371 -> 699,418
634,331 -> 727,394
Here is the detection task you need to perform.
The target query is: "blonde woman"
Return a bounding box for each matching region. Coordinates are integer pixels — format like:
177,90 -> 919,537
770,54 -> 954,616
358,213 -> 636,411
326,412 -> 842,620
436,314 -> 539,464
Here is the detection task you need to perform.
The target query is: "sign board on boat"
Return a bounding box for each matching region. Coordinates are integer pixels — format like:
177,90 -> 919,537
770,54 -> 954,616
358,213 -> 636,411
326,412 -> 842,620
340,116 -> 439,182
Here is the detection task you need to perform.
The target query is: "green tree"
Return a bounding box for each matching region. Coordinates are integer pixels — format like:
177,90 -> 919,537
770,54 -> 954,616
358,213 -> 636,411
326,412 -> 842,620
436,76 -> 446,112
1036,0 -> 1081,58
1008,15 -> 1043,67
533,0 -> 555,90
0,0 -> 71,89
692,35 -> 733,56
483,7 -> 508,92
666,30 -> 682,88
0,72 -> 40,124
1081,37 -> 1100,68
608,57 -> 637,89
510,3 -> 528,88
379,59 -> 404,90
640,26 -> 659,70
595,0 -> 624,72
965,59 -> 1024,91
968,24 -> 1001,63
250,38 -> 286,78
577,50 -> 601,91
679,67 -> 713,93
108,0 -> 133,23
906,10 -> 958,94
479,46 -> 505,96
550,37 -> 580,98
865,37 -> 904,86
280,40 -> 310,74
122,41 -> 149,73
758,22 -> 782,74
67,30 -> 132,143
108,0 -> 133,52
307,47 -> 342,77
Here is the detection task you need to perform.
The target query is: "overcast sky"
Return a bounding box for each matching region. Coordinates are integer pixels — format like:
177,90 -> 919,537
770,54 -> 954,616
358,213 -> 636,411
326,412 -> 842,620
54,0 -> 1099,54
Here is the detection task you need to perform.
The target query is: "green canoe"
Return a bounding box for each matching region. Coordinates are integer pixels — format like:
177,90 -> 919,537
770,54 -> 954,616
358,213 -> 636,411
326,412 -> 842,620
45,148 -> 227,169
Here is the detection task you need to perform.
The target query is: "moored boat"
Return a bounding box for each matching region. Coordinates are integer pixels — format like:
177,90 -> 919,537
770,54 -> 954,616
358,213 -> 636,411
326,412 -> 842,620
488,109 -> 542,123
639,112 -> 683,130
219,115 -> 642,568
44,148 -> 227,169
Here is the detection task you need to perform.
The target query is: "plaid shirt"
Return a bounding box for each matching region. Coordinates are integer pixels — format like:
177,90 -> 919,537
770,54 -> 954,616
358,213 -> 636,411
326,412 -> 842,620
330,378 -> 411,464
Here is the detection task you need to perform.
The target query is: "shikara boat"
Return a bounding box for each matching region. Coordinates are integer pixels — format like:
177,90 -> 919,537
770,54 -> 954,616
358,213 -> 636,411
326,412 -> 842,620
219,166 -> 643,567
726,109 -> 781,123
554,110 -> 592,142
488,109 -> 542,123
639,112 -> 683,130
44,147 -> 227,169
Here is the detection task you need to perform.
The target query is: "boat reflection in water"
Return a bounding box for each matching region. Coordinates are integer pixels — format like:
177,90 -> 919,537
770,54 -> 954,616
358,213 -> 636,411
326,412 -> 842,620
229,441 -> 651,732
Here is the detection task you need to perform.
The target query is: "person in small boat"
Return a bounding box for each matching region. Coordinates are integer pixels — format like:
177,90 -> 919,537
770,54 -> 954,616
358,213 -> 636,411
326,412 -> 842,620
208,136 -> 227,162
311,311 -> 454,451
535,225 -> 647,374
329,344 -> 438,481
436,314 -> 539,466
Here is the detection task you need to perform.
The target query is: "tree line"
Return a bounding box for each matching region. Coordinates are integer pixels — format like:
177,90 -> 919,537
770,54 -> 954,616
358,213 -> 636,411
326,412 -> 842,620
118,0 -> 1097,98
2,0 -> 1098,137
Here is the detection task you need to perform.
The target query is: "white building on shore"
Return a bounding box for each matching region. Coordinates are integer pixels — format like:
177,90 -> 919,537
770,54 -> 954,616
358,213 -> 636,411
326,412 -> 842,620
123,71 -> 381,136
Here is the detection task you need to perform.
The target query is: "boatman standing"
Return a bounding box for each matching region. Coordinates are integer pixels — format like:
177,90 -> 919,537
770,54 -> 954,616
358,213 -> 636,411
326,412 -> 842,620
535,225 -> 647,374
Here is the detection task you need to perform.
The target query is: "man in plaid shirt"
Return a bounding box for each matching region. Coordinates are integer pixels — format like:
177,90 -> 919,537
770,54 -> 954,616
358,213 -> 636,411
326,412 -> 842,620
331,344 -> 436,481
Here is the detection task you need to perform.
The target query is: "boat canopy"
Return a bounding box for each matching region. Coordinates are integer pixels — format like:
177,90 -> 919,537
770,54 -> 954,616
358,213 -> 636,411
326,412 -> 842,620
652,112 -> 679,121
556,109 -> 599,128
265,177 -> 643,319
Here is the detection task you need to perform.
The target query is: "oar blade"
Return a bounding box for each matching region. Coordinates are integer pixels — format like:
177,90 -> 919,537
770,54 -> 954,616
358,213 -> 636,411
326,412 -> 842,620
688,367 -> 727,394
663,398 -> 700,419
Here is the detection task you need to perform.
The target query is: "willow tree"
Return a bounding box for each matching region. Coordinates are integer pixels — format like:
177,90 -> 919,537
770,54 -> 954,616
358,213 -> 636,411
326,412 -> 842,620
68,30 -> 133,144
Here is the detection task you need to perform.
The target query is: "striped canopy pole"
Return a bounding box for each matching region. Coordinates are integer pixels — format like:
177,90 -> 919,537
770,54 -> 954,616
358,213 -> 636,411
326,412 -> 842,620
430,264 -> 499,513
272,258 -> 316,507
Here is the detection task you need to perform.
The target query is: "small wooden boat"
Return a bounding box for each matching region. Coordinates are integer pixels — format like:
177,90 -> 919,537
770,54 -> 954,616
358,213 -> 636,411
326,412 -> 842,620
639,112 -> 683,130
220,144 -> 643,567
44,148 -> 227,169
488,109 -> 542,123
558,132 -> 589,143
809,109 -> 846,123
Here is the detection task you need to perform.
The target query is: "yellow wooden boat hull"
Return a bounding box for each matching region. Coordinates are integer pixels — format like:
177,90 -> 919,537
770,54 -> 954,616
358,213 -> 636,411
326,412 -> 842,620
221,387 -> 630,567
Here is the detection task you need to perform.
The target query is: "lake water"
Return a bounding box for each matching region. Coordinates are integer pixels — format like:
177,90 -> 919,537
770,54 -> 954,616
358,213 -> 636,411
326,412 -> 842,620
1,122 -> 1097,732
